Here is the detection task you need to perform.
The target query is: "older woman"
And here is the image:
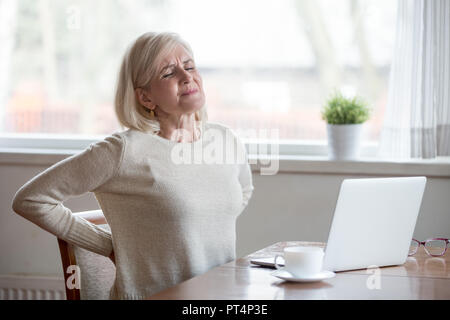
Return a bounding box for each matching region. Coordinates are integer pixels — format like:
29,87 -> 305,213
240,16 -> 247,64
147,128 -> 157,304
11,32 -> 254,300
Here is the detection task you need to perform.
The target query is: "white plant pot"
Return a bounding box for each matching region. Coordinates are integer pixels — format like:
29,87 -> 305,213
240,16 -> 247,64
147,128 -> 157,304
326,123 -> 364,160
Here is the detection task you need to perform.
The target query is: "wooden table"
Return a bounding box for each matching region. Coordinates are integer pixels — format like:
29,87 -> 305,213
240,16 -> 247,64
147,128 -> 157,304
148,241 -> 450,300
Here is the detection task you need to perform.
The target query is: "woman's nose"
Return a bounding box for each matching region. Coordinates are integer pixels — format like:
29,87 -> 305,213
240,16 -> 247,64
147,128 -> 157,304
180,68 -> 193,83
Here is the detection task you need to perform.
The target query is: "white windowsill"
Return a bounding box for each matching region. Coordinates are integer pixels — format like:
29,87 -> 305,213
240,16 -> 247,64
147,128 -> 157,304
0,147 -> 449,177
249,154 -> 450,177
0,134 -> 448,177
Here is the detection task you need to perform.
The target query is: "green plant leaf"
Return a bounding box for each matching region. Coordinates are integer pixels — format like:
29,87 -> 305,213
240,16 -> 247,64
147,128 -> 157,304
321,91 -> 371,124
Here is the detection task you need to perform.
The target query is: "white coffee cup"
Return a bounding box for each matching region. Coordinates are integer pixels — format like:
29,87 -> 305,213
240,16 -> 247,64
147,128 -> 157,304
274,246 -> 324,277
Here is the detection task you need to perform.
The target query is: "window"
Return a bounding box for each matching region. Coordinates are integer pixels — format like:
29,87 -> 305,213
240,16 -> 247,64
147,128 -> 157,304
0,0 -> 397,146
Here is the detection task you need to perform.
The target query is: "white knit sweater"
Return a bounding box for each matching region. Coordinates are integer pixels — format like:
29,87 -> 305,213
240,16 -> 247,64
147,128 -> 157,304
12,122 -> 254,299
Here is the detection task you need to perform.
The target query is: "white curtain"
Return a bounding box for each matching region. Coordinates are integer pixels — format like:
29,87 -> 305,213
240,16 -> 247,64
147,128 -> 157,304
378,0 -> 450,159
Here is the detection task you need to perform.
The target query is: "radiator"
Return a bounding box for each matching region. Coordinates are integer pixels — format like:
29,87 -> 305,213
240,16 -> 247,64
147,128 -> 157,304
0,275 -> 66,300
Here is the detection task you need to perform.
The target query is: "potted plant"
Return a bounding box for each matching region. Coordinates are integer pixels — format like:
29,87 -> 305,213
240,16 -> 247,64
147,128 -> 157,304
321,91 -> 371,160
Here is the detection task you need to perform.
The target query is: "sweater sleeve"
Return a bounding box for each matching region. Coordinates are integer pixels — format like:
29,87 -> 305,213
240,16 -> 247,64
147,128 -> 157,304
11,133 -> 125,257
236,134 -> 254,213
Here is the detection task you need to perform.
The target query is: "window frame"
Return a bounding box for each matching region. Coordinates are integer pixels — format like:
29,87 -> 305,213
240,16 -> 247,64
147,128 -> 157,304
1,134 -> 449,178
0,133 -> 379,157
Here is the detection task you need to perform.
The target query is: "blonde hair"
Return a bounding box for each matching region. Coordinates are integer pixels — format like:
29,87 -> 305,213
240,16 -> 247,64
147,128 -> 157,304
114,32 -> 208,133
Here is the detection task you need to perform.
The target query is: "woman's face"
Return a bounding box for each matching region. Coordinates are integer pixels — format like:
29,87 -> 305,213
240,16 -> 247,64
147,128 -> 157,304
146,44 -> 205,117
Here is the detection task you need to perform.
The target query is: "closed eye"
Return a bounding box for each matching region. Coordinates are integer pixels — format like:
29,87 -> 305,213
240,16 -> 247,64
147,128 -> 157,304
162,67 -> 195,79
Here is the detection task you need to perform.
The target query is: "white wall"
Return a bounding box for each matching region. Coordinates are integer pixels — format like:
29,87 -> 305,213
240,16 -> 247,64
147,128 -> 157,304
1,160 -> 449,278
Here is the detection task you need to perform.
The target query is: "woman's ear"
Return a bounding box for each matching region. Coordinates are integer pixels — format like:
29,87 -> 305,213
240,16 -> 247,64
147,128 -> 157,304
135,87 -> 155,111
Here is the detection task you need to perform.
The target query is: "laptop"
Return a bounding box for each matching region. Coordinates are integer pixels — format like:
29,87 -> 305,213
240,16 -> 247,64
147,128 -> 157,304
250,176 -> 427,272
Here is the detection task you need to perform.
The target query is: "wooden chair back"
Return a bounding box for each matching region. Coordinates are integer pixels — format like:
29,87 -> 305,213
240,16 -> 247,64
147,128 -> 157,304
57,210 -> 111,300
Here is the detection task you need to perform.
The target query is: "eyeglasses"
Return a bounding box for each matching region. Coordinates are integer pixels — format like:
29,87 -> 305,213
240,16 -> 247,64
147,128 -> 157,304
408,238 -> 449,257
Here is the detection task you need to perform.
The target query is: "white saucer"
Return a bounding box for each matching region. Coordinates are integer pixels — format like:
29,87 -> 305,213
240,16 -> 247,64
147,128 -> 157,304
271,269 -> 336,283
